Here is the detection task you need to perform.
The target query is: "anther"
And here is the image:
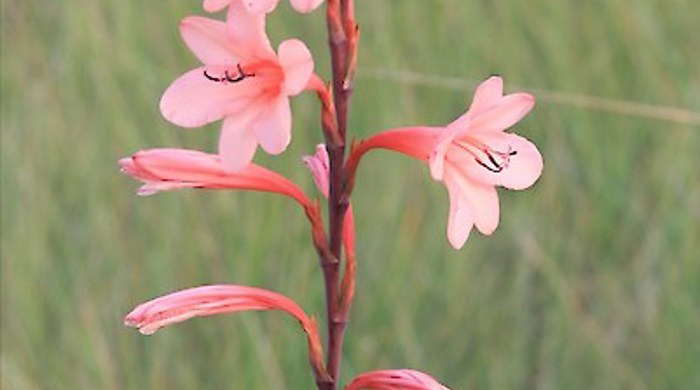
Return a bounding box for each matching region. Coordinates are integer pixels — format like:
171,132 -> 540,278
475,158 -> 503,173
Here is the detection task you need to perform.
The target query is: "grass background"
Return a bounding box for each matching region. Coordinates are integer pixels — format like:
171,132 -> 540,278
2,0 -> 699,388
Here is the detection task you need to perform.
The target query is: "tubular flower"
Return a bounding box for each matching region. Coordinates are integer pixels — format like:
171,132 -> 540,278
203,0 -> 324,14
349,76 -> 543,249
119,148 -> 311,209
124,285 -> 328,380
344,369 -> 452,390
159,5 -> 314,170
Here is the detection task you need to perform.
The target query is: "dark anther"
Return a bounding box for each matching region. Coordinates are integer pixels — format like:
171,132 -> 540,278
485,150 -> 500,168
475,158 -> 503,173
203,70 -> 222,82
509,150 -> 517,156
203,63 -> 256,84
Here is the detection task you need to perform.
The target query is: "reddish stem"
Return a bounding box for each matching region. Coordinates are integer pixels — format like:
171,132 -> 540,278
318,0 -> 357,389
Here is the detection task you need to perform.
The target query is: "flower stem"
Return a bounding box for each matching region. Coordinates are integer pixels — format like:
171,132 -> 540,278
320,0 -> 357,388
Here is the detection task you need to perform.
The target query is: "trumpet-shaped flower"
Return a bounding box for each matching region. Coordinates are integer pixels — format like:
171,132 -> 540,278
344,369 -> 452,390
160,5 -> 314,170
124,285 -> 328,380
119,148 -> 311,209
203,0 -> 324,14
349,76 -> 543,249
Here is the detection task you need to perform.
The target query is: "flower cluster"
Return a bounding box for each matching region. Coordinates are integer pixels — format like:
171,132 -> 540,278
121,1 -> 542,389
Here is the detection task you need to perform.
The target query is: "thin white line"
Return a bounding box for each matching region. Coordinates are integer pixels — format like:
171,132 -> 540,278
360,68 -> 700,126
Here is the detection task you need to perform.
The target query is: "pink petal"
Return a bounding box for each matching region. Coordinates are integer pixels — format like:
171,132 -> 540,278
180,16 -> 240,65
219,112 -> 262,171
468,76 -> 504,115
470,92 -> 535,133
302,144 -> 330,197
226,0 -> 275,60
160,67 -> 261,128
278,39 -> 314,96
120,149 -> 312,206
252,96 -> 291,155
203,0 -> 234,13
241,0 -> 279,14
430,123 -> 464,181
345,369 -> 452,390
289,0 -> 324,13
124,285 -> 312,335
444,177 -> 475,249
444,168 -> 500,237
465,131 -> 543,190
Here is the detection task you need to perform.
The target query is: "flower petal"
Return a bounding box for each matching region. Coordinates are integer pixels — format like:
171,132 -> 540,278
124,285 -> 312,335
219,112 -> 261,171
278,39 -> 314,96
444,177 -> 475,249
468,75 -> 504,115
180,16 -> 240,65
345,369 -> 452,390
160,67 -> 261,128
289,0 -> 324,13
253,96 -> 291,155
226,0 -> 275,60
470,92 -> 535,133
241,0 -> 279,14
471,132 -> 543,190
444,168 -> 499,237
203,0 -> 233,13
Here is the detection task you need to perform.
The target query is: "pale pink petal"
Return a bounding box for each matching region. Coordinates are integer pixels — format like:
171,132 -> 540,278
160,67 -> 260,128
252,96 -> 291,155
226,0 -> 275,60
463,132 -> 543,190
469,92 -> 535,133
241,0 -> 279,14
219,111 -> 262,171
203,0 -> 233,13
289,0 -> 324,13
278,39 -> 314,96
468,76 -> 504,115
303,144 -> 330,197
430,123 -> 463,181
444,168 -> 499,236
443,175 -> 475,249
180,16 -> 240,65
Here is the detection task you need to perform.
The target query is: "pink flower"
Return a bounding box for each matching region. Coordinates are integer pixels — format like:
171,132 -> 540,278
344,369 -> 452,390
203,0 -> 324,14
349,76 -> 543,249
159,5 -> 314,170
119,148 -> 311,209
125,285 -> 328,380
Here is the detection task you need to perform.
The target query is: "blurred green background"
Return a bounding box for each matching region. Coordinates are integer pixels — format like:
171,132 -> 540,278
2,0 -> 699,388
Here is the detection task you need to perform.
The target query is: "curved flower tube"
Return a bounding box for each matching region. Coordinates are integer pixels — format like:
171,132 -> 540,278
203,0 -> 324,14
119,148 -> 312,208
124,284 -> 329,381
344,369 -> 452,390
348,76 -> 543,249
160,6 -> 314,170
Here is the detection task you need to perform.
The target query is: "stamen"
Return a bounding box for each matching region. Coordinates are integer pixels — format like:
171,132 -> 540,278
203,63 -> 256,84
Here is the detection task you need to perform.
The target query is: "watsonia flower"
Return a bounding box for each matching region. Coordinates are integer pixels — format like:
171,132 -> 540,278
348,76 -> 543,249
160,3 -> 314,170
